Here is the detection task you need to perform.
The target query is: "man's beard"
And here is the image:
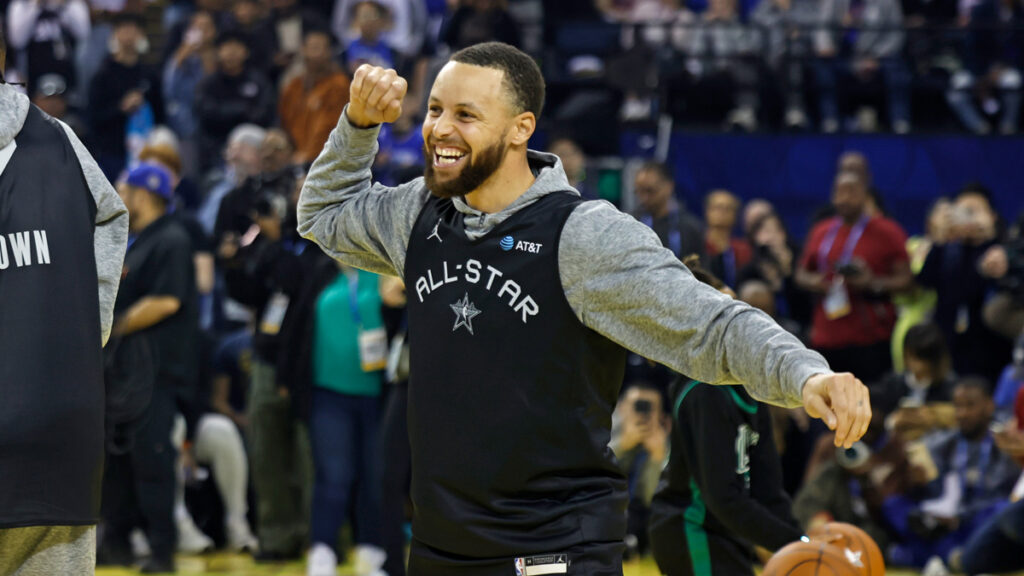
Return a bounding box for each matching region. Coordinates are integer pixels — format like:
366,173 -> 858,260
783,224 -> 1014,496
423,136 -> 508,199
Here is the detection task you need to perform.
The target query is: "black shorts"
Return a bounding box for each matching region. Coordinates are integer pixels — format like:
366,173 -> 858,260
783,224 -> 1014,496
408,539 -> 625,576
648,513 -> 754,576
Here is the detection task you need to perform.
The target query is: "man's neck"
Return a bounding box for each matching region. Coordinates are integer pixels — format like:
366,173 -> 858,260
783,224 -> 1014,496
961,428 -> 989,442
653,197 -> 678,220
132,209 -> 163,234
115,51 -> 139,66
706,226 -> 732,249
463,153 -> 536,214
842,210 -> 867,225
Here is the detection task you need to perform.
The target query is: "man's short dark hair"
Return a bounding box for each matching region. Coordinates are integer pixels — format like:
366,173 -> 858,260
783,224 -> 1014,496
955,376 -> 992,397
637,161 -> 674,184
450,42 -> 545,119
904,322 -> 949,366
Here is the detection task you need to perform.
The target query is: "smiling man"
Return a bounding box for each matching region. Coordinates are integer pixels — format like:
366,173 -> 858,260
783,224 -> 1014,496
298,42 -> 871,575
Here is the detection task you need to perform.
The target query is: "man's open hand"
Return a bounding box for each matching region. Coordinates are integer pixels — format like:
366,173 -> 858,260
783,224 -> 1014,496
802,372 -> 871,449
346,64 -> 409,128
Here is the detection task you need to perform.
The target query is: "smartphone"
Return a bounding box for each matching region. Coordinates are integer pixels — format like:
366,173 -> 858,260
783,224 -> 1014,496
837,263 -> 861,276
185,27 -> 203,47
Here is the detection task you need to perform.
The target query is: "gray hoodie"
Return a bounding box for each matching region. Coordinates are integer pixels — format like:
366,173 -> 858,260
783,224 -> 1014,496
0,83 -> 128,345
298,110 -> 831,407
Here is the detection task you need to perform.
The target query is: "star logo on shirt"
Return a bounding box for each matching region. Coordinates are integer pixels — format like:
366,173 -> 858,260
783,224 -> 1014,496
450,293 -> 481,335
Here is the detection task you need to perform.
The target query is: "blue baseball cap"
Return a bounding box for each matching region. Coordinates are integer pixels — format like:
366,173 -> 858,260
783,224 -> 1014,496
125,162 -> 173,202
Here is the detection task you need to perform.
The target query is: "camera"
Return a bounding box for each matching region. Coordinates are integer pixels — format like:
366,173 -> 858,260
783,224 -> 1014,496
836,441 -> 871,470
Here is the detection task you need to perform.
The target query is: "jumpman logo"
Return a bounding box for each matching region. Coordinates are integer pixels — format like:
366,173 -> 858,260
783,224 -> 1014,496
428,219 -> 443,243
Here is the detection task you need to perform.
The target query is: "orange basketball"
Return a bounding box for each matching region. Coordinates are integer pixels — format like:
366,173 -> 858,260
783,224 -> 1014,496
808,522 -> 886,576
762,540 -> 862,576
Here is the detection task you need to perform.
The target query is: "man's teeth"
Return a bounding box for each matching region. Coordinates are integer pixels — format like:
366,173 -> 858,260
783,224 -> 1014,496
435,147 -> 466,166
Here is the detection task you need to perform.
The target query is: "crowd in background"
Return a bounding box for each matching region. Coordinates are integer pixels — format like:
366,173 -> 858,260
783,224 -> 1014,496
3,0 -> 1024,575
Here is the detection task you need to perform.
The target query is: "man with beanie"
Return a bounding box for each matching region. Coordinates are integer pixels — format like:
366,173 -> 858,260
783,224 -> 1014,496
0,28 -> 130,575
100,162 -> 199,573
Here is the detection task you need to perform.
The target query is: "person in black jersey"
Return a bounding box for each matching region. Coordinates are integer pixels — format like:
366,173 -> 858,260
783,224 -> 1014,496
298,42 -> 873,576
0,28 -> 129,575
649,257 -> 804,576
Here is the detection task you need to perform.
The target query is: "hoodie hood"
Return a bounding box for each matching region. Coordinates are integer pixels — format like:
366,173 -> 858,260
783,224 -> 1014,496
452,149 -> 580,241
0,83 -> 31,150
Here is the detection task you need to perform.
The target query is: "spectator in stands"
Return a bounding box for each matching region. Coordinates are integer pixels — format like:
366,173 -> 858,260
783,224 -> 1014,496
343,1 -> 397,74
221,0 -> 279,79
269,0 -> 306,79
739,211 -> 811,329
814,0 -> 911,133
374,104 -> 425,186
946,0 -> 1022,135
440,0 -> 521,51
5,0 -> 90,98
873,323 -> 957,441
885,377 -> 1021,569
163,10 -> 219,179
892,197 -> 949,371
170,404 -> 259,554
87,13 -> 161,180
221,185 -> 313,561
704,189 -> 753,288
838,151 -> 888,217
196,31 -> 275,173
751,0 -> 819,129
960,387 -> 1024,574
281,28 -> 351,165
548,136 -> 594,199
795,171 -> 912,382
792,425 -> 901,552
981,211 -> 1024,341
333,0 -> 426,64
684,0 -> 762,130
611,383 -> 671,557
30,72 -> 84,136
285,261 -> 387,576
917,185 -> 1011,383
215,129 -> 296,244
741,198 -> 774,236
631,161 -> 705,261
101,164 -> 199,573
197,123 -> 267,237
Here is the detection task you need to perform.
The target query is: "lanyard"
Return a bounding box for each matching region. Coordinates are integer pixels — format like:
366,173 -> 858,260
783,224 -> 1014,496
818,215 -> 870,273
642,210 -> 683,257
722,244 -> 737,288
954,435 -> 993,496
346,271 -> 362,327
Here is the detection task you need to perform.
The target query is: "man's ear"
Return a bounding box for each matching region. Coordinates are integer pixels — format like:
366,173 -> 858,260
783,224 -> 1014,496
509,112 -> 536,147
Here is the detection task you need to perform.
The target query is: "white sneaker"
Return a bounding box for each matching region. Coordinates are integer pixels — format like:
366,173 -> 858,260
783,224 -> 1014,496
354,544 -> 387,576
922,556 -> 951,576
130,528 -> 151,558
176,514 -> 214,554
225,514 -> 259,553
307,543 -> 338,576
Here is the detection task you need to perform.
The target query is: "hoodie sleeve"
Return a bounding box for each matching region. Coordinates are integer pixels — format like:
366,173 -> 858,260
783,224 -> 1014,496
558,201 -> 831,407
296,106 -> 430,277
59,122 -> 129,346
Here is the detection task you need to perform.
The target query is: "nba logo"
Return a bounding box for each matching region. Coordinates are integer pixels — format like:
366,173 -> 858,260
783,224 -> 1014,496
514,557 -> 525,576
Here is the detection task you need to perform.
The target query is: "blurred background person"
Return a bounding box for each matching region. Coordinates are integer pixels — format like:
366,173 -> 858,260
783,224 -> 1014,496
631,161 -> 705,260
280,27 -> 350,165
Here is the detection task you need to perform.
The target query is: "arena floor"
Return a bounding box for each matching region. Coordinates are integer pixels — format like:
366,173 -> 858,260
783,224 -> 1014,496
93,554 -> 931,575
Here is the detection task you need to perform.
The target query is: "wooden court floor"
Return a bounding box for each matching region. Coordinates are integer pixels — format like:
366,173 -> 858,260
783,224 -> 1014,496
96,554 -> 666,575
95,554 -> 933,575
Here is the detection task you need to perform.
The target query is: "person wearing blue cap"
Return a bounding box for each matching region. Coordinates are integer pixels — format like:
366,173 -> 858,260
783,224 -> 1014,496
99,161 -> 200,573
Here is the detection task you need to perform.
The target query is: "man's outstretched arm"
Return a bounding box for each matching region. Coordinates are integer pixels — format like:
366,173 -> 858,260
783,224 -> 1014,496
297,65 -> 427,277
560,202 -> 871,448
